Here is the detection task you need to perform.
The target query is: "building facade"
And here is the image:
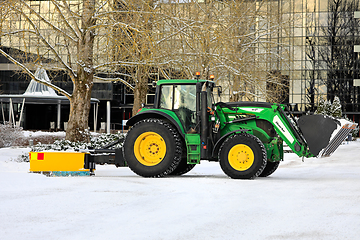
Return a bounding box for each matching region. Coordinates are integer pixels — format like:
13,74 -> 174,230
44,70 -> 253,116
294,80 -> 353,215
277,0 -> 360,122
1,0 -> 359,130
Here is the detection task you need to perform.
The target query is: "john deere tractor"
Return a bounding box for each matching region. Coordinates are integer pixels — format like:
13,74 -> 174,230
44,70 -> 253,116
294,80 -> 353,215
117,78 -> 357,179
30,77 -> 357,179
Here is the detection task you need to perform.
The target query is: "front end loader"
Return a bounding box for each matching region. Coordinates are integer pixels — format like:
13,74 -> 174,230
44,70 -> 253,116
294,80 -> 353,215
30,78 -> 357,179
96,78 -> 357,179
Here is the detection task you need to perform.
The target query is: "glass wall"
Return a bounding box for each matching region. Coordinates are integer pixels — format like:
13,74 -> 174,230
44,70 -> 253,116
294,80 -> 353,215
1,0 -> 359,122
277,0 -> 360,117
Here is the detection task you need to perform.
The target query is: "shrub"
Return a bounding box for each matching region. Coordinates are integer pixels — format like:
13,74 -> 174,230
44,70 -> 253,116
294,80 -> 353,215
30,132 -> 125,152
18,132 -> 126,162
0,123 -> 24,148
314,96 -> 358,139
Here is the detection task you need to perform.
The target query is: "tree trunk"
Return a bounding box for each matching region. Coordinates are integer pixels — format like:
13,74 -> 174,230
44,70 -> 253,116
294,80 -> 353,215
66,78 -> 93,142
132,66 -> 148,116
65,0 -> 96,142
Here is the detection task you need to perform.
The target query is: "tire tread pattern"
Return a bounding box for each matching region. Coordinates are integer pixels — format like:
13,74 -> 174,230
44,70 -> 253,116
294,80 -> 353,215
125,118 -> 182,178
218,133 -> 267,179
259,161 -> 280,177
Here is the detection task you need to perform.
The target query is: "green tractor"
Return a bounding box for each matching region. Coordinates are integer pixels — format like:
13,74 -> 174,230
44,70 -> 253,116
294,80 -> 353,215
118,78 -> 357,179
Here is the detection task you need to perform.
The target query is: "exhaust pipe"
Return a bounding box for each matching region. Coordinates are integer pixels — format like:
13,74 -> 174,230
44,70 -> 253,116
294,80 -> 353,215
298,115 -> 357,158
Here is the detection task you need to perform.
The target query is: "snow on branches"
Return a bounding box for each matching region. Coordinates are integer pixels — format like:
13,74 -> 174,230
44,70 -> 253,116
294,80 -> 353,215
315,96 -> 342,118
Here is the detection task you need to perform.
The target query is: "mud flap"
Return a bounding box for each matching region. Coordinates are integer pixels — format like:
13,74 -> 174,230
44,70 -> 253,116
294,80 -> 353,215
298,115 -> 357,157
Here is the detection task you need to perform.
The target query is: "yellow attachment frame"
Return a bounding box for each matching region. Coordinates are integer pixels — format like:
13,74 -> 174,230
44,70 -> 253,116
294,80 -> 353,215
29,152 -> 89,173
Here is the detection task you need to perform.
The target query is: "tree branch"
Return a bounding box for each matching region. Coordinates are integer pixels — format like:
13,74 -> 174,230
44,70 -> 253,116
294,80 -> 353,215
0,48 -> 71,99
50,0 -> 81,40
11,5 -> 77,79
94,76 -> 134,90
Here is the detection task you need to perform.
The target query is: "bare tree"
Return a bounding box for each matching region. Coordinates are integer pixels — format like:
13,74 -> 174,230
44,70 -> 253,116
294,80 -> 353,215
110,0 -> 155,116
319,0 -> 360,111
0,0 -> 152,141
153,0 -> 291,102
266,70 -> 289,104
304,34 -> 319,112
0,0 -> 293,143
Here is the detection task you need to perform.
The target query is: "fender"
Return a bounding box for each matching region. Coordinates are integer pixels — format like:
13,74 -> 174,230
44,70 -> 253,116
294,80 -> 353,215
126,110 -> 185,138
212,129 -> 249,158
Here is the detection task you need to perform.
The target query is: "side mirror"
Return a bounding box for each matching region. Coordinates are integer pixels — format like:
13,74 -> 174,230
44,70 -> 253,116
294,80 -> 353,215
217,86 -> 222,97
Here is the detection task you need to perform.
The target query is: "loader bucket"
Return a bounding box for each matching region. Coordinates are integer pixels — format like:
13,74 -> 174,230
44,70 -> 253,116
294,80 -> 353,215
298,115 -> 357,157
318,120 -> 357,157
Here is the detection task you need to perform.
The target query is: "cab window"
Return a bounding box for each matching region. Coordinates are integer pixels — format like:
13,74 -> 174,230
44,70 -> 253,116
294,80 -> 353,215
159,85 -> 173,110
159,84 -> 197,132
173,85 -> 196,112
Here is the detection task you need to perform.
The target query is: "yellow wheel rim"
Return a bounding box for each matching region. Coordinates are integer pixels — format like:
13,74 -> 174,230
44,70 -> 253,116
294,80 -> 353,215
134,132 -> 166,166
228,144 -> 254,171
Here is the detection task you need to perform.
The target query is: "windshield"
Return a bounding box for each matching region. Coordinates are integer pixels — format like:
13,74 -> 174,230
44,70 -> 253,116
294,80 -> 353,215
159,84 -> 197,132
174,85 -> 196,111
159,85 -> 173,110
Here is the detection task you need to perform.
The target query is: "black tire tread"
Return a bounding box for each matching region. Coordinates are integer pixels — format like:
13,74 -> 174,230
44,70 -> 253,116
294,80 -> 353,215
170,159 -> 196,175
259,161 -> 280,177
124,118 -> 182,178
218,133 -> 267,179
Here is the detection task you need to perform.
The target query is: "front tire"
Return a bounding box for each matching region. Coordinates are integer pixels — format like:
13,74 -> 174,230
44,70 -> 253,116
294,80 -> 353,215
219,133 -> 267,179
124,119 -> 182,177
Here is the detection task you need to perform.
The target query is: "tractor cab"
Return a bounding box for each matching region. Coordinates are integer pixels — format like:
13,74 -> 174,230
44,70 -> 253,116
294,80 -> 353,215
153,79 -> 216,134
158,82 -> 197,133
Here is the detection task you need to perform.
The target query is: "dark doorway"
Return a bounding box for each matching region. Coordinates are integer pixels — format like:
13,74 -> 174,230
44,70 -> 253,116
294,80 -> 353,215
25,104 -> 57,130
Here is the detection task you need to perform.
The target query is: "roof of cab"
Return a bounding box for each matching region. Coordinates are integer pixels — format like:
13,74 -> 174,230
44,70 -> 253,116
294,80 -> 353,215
156,79 -> 213,85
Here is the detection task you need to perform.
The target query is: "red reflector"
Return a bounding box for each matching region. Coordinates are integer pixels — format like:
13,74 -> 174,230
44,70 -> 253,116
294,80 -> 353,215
203,145 -> 207,149
38,153 -> 44,160
137,108 -> 142,113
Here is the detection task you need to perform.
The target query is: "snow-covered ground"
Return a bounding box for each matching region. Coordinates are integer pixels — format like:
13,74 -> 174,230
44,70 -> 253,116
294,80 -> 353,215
22,130 -> 66,138
1,141 -> 360,240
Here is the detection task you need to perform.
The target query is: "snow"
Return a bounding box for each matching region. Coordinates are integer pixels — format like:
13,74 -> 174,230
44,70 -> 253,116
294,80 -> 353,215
1,141 -> 360,239
22,130 -> 66,138
328,119 -> 353,143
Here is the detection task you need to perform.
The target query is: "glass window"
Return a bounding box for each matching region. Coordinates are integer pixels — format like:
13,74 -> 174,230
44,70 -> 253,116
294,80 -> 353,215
159,85 -> 173,110
294,0 -> 303,13
173,84 -> 196,111
319,0 -> 328,12
173,84 -> 197,132
319,12 -> 328,26
294,60 -> 303,70
293,37 -> 304,46
281,0 -> 291,14
294,27 -> 303,37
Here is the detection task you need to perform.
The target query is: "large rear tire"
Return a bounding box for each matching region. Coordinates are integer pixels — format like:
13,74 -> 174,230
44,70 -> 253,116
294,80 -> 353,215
169,157 -> 196,176
259,161 -> 280,177
124,119 -> 182,177
219,133 -> 267,179
169,143 -> 196,176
